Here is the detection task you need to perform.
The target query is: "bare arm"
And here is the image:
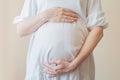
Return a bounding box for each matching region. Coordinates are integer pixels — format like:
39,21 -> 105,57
16,7 -> 79,37
16,12 -> 48,37
70,26 -> 104,70
42,26 -> 104,78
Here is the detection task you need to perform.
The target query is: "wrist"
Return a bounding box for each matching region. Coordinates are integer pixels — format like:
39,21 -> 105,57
68,61 -> 77,72
38,11 -> 49,22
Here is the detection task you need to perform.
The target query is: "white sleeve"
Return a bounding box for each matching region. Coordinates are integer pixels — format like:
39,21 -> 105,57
13,0 -> 37,24
86,0 -> 108,29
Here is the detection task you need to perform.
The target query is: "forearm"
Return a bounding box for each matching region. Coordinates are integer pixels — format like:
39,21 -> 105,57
71,26 -> 104,70
16,12 -> 48,37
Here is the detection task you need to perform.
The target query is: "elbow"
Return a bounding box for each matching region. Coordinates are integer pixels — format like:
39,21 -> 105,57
16,24 -> 27,37
100,26 -> 104,38
98,27 -> 104,39
17,30 -> 26,37
89,26 -> 104,38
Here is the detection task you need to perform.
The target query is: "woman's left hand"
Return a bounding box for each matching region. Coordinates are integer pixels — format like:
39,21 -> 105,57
42,59 -> 75,78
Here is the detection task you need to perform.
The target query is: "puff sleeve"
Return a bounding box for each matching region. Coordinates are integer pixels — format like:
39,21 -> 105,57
86,0 -> 108,29
13,0 -> 37,24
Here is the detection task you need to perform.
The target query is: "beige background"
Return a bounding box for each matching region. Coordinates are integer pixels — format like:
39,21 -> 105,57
0,0 -> 120,80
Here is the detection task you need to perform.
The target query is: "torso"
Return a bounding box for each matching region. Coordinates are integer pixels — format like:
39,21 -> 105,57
32,0 -> 89,61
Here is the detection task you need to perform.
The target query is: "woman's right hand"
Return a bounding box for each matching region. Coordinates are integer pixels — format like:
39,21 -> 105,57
43,7 -> 79,23
16,7 -> 79,37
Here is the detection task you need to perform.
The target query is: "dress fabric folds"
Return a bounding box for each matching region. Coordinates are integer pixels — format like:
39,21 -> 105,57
13,0 -> 108,80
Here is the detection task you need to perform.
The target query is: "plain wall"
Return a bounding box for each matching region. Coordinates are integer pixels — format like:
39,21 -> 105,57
0,0 -> 120,80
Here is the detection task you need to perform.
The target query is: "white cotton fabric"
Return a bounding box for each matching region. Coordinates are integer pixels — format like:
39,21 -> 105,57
13,0 -> 108,80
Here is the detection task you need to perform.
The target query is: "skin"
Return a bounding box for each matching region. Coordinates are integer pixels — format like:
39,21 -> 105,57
16,7 -> 79,37
43,26 -> 104,78
16,7 -> 104,78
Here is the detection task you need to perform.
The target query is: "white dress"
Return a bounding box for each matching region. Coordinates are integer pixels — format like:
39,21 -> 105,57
13,0 -> 108,80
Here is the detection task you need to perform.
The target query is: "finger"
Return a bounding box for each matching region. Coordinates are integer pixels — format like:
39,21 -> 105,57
43,67 -> 55,74
41,64 -> 58,75
43,63 -> 56,71
55,68 -> 70,75
54,64 -> 64,71
42,68 -> 57,75
48,71 -> 63,78
60,18 -> 76,23
62,8 -> 78,14
64,11 -> 79,18
63,8 -> 76,13
48,69 -> 68,78
48,72 -> 62,78
65,16 -> 78,21
43,63 -> 63,74
41,68 -> 61,78
57,7 -> 79,18
49,60 -> 64,71
62,16 -> 78,22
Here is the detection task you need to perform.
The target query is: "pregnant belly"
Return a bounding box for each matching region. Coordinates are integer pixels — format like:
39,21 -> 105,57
34,19 -> 88,61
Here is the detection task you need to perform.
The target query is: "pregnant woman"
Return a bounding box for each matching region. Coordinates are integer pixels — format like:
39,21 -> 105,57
13,0 -> 108,80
